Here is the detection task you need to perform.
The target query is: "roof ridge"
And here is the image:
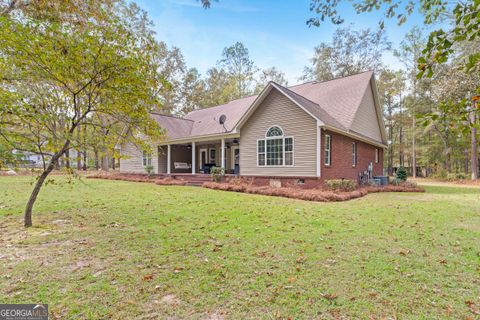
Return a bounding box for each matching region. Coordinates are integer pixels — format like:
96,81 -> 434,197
186,94 -> 259,116
274,83 -> 320,107
150,112 -> 194,122
287,70 -> 374,88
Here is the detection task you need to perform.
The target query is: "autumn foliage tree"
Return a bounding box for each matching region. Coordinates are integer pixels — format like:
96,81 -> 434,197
0,1 -> 166,227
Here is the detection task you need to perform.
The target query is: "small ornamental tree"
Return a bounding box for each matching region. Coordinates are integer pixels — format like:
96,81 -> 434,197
396,166 -> 408,182
0,1 -> 167,227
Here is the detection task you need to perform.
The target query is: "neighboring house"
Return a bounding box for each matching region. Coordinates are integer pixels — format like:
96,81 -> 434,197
120,71 -> 387,182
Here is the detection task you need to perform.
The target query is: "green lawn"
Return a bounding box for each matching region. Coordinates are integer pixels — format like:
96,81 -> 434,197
0,176 -> 479,319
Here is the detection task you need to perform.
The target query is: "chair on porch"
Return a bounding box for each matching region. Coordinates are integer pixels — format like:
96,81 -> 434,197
202,163 -> 215,174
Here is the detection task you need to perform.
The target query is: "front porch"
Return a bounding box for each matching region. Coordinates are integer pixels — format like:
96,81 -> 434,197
157,136 -> 240,175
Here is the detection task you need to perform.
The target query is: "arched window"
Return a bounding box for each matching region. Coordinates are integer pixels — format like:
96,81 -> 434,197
257,126 -> 294,166
266,126 -> 283,137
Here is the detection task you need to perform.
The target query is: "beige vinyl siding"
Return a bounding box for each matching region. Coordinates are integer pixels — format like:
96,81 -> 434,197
119,143 -> 158,174
350,83 -> 382,142
240,89 -> 317,177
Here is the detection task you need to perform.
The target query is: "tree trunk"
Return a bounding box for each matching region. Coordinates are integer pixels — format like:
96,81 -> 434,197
412,80 -> 417,178
41,154 -> 46,171
83,151 -> 87,171
464,148 -> 469,175
94,150 -> 99,170
399,94 -> 404,167
471,111 -> 478,180
76,125 -> 81,169
387,98 -> 393,175
24,142 -> 71,227
101,151 -> 109,171
65,150 -> 70,169
82,119 -> 87,171
24,163 -> 55,227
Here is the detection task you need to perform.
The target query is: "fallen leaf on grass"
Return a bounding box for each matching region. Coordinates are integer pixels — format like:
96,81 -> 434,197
173,267 -> 184,274
143,274 -> 154,281
465,300 -> 479,315
321,293 -> 338,300
444,304 -> 452,316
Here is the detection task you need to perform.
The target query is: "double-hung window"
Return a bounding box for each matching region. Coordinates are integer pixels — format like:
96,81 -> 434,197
257,126 -> 294,166
352,142 -> 357,167
142,151 -> 152,167
324,134 -> 331,166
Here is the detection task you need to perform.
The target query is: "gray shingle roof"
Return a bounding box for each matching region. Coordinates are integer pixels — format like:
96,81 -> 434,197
152,71 -> 380,143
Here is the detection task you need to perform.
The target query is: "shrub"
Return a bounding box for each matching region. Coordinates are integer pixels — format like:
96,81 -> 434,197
324,179 -> 357,192
144,165 -> 154,176
446,172 -> 466,181
210,166 -> 225,182
396,166 -> 407,181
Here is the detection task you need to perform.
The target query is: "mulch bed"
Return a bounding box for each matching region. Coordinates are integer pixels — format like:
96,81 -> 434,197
202,181 -> 424,202
86,172 -> 425,202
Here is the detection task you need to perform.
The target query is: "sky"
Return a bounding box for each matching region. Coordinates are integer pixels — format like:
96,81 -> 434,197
136,0 -> 431,84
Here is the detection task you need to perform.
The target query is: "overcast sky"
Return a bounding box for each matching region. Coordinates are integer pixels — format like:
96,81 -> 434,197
137,0 -> 432,84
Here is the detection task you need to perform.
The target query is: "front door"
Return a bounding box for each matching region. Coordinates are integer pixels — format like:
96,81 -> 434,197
231,146 -> 240,174
199,149 -> 207,172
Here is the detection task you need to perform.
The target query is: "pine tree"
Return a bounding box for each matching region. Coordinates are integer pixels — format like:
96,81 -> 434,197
396,166 -> 408,181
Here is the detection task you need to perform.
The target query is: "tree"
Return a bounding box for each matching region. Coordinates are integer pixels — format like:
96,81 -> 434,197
307,0 -> 480,77
396,166 -> 407,181
377,69 -> 405,175
201,67 -> 237,107
218,42 -> 258,98
394,26 -> 427,178
178,68 -> 207,114
0,1 -> 165,227
255,67 -> 288,93
153,42 -> 187,114
303,27 -> 391,81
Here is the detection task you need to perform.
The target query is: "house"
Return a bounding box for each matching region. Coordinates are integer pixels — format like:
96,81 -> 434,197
120,71 -> 387,184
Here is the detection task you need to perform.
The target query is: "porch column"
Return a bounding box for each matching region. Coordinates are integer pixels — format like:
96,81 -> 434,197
316,124 -> 321,177
167,144 -> 171,175
221,138 -> 225,169
191,141 -> 196,174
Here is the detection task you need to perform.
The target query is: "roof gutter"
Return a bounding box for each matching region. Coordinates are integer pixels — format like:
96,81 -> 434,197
158,132 -> 240,145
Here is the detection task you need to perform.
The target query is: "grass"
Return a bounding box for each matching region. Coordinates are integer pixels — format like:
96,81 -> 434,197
0,176 -> 479,319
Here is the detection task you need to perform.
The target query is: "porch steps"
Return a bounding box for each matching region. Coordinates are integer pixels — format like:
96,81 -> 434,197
166,174 -> 212,187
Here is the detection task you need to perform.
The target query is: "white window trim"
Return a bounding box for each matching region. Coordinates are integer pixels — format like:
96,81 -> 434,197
142,151 -> 152,167
257,125 -> 294,167
352,142 -> 357,167
324,134 -> 331,166
375,148 -> 379,164
257,139 -> 265,167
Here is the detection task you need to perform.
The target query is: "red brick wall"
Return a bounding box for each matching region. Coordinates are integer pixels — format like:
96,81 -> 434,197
321,130 -> 383,181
